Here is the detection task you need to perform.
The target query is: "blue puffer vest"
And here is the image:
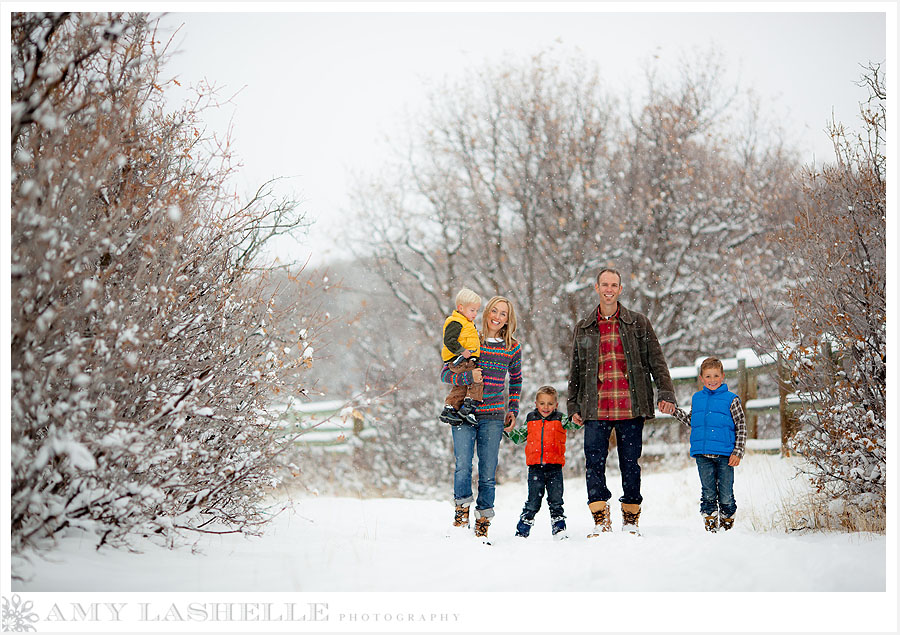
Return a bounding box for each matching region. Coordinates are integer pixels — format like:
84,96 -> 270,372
689,384 -> 737,457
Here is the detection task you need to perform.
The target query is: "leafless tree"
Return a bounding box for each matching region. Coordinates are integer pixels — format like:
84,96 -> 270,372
10,12 -> 318,560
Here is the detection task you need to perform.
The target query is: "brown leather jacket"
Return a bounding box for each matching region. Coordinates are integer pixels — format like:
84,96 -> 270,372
567,303 -> 676,420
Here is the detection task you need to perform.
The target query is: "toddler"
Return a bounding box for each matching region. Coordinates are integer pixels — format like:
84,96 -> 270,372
438,287 -> 484,426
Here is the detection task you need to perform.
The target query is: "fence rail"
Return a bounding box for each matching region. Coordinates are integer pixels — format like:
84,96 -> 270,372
282,348 -> 811,456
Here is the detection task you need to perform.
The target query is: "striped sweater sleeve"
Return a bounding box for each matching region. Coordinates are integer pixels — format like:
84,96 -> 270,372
507,344 -> 522,416
440,363 -> 472,386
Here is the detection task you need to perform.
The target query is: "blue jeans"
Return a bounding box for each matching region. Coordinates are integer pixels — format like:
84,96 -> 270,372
521,463 -> 565,521
584,418 -> 644,505
695,455 -> 737,517
451,418 -> 504,518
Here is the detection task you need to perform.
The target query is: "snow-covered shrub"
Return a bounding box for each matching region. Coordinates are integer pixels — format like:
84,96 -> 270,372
10,13 -> 315,557
776,64 -> 886,529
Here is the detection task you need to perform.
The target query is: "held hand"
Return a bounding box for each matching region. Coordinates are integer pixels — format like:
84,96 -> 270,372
658,400 -> 676,415
472,368 -> 483,383
571,413 -> 583,427
504,412 -> 516,431
462,349 -> 472,359
728,455 -> 741,467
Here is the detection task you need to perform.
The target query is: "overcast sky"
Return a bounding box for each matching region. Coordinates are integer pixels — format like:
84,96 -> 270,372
157,6 -> 888,267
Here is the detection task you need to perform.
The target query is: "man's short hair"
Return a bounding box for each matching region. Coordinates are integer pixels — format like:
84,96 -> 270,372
456,287 -> 481,307
535,385 -> 558,401
596,267 -> 622,285
699,357 -> 724,375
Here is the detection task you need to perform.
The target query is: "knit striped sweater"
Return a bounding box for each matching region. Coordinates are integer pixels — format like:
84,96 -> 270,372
441,337 -> 523,421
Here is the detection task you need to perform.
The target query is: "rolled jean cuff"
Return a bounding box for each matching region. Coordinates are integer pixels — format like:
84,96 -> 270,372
474,507 -> 494,519
454,495 -> 474,506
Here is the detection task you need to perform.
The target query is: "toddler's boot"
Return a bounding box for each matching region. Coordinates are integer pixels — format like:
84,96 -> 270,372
439,405 -> 463,426
474,514 -> 492,545
515,516 -> 533,538
452,504 -> 470,529
586,501 -> 612,537
551,516 -> 569,540
457,398 -> 478,425
704,513 -> 719,532
720,516 -> 734,531
621,503 -> 642,536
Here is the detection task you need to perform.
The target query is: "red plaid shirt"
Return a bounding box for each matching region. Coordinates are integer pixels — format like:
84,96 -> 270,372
597,307 -> 633,420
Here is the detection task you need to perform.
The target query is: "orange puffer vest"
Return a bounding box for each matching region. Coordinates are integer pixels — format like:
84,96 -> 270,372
524,409 -> 567,466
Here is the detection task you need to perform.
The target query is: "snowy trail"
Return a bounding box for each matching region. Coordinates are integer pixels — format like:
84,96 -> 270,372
14,455 -> 884,594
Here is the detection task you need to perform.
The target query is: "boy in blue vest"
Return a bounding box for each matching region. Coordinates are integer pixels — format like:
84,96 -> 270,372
672,357 -> 746,532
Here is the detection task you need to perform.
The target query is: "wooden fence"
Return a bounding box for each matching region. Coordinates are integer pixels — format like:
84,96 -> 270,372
282,348 -> 811,456
651,348 -> 807,457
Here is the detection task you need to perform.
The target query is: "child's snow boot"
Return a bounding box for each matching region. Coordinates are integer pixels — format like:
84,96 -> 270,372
703,513 -> 719,532
551,516 -> 569,540
515,516 -> 533,538
720,516 -> 734,531
621,503 -> 642,536
452,504 -> 470,529
440,405 -> 464,426
457,398 -> 478,425
474,514 -> 492,545
587,501 -> 612,537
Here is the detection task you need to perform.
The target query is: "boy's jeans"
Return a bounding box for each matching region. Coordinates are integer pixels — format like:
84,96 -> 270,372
695,454 -> 737,517
521,463 -> 565,521
584,418 -> 644,505
451,418 -> 503,517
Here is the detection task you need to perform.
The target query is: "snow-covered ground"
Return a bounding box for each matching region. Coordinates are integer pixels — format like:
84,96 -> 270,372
10,454 -> 892,632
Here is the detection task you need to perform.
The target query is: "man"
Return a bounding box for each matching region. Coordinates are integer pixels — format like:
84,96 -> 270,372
567,268 -> 676,536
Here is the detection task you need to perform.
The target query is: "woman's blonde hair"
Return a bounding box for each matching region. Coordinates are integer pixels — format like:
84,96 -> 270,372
481,295 -> 518,350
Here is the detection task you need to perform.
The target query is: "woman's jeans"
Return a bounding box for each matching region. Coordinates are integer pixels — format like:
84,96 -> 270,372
451,418 -> 504,518
695,454 -> 737,517
583,418 -> 644,505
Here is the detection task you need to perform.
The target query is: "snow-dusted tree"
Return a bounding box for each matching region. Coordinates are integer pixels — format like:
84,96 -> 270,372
777,63 -> 886,529
341,49 -> 800,489
10,12 -> 315,559
608,58 -> 800,361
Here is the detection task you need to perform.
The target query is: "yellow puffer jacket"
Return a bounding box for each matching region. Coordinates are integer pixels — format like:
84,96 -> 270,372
441,311 -> 481,361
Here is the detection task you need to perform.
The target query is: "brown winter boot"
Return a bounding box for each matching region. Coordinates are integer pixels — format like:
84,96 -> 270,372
621,503 -> 642,535
704,513 -> 719,532
587,501 -> 612,537
720,516 -> 734,531
452,504 -> 470,529
474,515 -> 491,544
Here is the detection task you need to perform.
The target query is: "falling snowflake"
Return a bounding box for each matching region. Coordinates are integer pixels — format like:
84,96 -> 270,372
1,594 -> 39,632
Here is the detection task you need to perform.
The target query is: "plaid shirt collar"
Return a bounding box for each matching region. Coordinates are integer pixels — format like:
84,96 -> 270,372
597,305 -> 620,323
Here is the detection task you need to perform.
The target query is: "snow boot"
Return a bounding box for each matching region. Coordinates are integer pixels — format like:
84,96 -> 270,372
720,516 -> 734,531
440,405 -> 464,426
474,515 -> 492,544
515,516 -> 533,538
551,515 -> 569,540
452,504 -> 470,529
587,501 -> 612,537
704,513 -> 719,532
457,398 -> 478,425
621,503 -> 642,536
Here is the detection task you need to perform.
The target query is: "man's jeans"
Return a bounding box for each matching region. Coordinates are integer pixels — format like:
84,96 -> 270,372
695,454 -> 737,517
584,418 -> 644,505
521,463 -> 565,521
451,418 -> 504,517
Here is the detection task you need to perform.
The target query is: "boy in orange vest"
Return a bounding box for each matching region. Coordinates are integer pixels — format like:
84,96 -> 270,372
507,385 -> 581,539
438,287 -> 484,426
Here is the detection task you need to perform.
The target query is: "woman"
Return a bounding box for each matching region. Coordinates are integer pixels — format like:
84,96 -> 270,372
442,295 -> 522,542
